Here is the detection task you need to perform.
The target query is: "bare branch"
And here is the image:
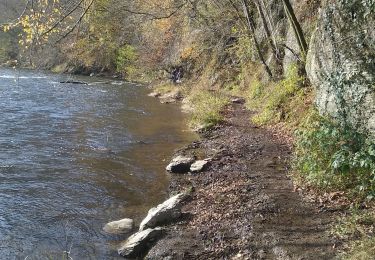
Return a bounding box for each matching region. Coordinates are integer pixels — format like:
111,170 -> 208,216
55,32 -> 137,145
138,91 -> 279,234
55,0 -> 95,43
40,0 -> 85,37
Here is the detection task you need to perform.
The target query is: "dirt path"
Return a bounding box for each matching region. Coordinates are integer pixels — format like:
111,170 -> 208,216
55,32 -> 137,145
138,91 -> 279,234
146,102 -> 337,259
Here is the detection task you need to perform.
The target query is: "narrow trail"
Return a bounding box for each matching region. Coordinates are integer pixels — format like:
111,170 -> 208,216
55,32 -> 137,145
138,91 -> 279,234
147,102 -> 336,259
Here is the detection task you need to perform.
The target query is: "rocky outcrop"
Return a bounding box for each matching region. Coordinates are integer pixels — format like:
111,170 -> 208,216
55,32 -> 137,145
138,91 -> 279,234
118,228 -> 163,258
139,193 -> 187,231
103,218 -> 134,234
166,155 -> 195,173
306,1 -> 375,138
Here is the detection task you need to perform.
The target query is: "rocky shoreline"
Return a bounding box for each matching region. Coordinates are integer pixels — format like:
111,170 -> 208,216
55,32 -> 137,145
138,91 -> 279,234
104,88 -> 341,259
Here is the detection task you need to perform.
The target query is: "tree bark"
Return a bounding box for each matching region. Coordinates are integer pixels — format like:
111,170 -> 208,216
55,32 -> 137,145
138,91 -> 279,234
254,0 -> 282,73
281,0 -> 308,59
241,0 -> 273,78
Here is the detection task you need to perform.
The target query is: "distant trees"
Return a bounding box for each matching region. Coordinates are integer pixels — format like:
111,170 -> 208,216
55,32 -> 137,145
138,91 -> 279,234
0,0 -> 308,78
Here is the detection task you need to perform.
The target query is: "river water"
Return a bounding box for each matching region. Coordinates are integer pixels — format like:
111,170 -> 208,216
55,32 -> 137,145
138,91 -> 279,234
0,68 -> 196,259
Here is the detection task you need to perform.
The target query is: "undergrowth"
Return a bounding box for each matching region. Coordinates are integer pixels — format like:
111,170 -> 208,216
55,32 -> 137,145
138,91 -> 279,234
332,208 -> 375,260
187,90 -> 230,130
246,64 -> 305,125
116,44 -> 139,79
294,112 -> 375,200
342,237 -> 375,260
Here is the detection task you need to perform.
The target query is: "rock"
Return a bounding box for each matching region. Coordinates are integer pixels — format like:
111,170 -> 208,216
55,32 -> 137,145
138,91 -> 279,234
148,91 -> 161,98
118,227 -> 163,258
190,160 -> 210,173
283,24 -> 300,75
192,124 -> 207,133
166,155 -> 195,173
231,97 -> 245,104
103,218 -> 134,234
60,80 -> 88,85
306,1 -> 375,139
139,193 -> 188,231
159,90 -> 182,103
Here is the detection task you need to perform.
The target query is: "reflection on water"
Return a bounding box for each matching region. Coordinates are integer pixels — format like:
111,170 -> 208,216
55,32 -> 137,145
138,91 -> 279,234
0,68 -> 196,259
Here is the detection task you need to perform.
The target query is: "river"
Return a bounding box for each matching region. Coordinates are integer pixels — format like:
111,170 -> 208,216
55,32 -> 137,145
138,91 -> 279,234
0,68 -> 196,259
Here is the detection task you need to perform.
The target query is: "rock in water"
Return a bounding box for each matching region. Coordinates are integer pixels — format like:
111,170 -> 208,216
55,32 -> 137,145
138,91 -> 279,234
103,218 -> 134,234
166,155 -> 195,173
148,92 -> 161,98
118,228 -> 163,258
59,80 -> 88,85
190,160 -> 209,173
139,193 -> 187,231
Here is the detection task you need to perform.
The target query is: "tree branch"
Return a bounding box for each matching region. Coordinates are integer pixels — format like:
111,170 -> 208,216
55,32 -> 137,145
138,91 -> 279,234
55,0 -> 95,43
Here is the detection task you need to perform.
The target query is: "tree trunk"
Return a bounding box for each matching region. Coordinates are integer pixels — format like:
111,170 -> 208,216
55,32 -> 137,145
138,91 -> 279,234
254,0 -> 282,74
281,0 -> 308,59
241,0 -> 273,78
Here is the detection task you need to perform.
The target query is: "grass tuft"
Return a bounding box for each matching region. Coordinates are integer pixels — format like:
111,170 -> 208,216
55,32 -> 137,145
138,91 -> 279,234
187,90 -> 230,130
154,83 -> 180,95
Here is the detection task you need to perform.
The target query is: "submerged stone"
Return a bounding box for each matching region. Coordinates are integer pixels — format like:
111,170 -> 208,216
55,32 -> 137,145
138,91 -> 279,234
103,218 -> 134,234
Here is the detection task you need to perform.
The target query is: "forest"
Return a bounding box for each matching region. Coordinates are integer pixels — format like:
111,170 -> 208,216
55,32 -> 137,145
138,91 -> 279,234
1,0 -> 375,258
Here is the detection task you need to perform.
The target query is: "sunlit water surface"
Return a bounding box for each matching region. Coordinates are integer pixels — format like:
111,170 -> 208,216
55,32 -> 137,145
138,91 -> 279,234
0,68 -> 196,259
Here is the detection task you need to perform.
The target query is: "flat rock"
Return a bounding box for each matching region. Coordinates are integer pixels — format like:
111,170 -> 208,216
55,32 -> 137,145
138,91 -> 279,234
166,155 -> 195,173
190,160 -> 210,173
139,193 -> 188,231
118,227 -> 163,258
103,218 -> 134,234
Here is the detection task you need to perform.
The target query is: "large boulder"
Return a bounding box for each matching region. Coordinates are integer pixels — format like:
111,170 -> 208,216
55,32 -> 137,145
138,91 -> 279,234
103,218 -> 134,234
166,155 -> 195,173
139,193 -> 187,231
118,228 -> 163,258
306,1 -> 375,138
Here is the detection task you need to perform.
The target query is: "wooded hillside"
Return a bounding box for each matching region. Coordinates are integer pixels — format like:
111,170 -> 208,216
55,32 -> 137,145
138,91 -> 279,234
1,0 -> 375,258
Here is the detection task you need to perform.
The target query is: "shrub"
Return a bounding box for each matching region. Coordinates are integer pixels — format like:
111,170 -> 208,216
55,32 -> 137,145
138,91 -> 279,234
294,112 -> 375,199
116,44 -> 138,78
187,90 -> 230,129
0,32 -> 13,63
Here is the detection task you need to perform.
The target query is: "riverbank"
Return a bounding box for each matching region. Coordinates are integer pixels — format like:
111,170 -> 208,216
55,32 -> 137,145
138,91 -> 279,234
140,96 -> 341,259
